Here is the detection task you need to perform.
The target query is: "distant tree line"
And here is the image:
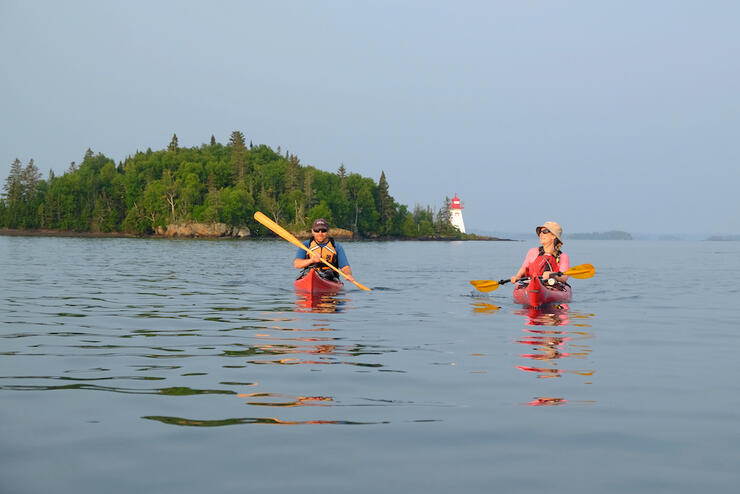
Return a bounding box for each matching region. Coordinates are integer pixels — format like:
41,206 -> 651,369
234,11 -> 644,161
569,231 -> 632,240
0,132 -> 464,238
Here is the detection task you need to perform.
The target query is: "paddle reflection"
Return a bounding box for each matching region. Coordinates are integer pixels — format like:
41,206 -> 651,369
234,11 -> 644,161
237,392 -> 334,407
471,300 -> 501,313
143,415 -> 385,426
295,291 -> 347,313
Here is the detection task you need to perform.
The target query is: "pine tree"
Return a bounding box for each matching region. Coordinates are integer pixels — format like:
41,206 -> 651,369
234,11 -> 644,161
21,159 -> 41,200
286,154 -> 300,190
2,158 -> 33,228
229,131 -> 247,182
210,135 -> 216,146
377,171 -> 394,225
3,158 -> 23,204
168,133 -> 179,152
435,196 -> 455,234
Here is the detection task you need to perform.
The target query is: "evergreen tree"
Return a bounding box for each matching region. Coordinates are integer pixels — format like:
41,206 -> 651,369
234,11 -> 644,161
229,131 -> 247,182
286,154 -> 300,190
210,135 -> 216,146
3,158 -> 23,204
21,159 -> 42,199
337,163 -> 347,190
435,196 -> 459,235
168,134 -> 179,152
377,170 -> 394,226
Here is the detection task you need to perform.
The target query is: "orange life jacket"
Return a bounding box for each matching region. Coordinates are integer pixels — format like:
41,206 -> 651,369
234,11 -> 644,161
306,237 -> 338,270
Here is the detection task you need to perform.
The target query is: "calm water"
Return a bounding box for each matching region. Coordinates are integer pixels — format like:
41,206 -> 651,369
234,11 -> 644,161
1,236 -> 739,493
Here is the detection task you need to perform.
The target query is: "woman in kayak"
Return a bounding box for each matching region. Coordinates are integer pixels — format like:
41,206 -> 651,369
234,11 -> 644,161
294,218 -> 355,283
510,221 -> 570,284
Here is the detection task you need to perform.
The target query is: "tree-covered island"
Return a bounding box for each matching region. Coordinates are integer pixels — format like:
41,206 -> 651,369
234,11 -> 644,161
1,132 -> 497,240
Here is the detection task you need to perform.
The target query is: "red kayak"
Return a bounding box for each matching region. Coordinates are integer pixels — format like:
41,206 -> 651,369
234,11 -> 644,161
513,274 -> 572,307
294,269 -> 344,293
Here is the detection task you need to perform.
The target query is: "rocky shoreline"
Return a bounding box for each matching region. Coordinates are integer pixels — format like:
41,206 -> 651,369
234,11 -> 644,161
1,225 -> 507,241
154,222 -> 251,238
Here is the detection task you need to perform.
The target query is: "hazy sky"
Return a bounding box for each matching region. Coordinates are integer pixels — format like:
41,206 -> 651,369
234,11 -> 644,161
1,1 -> 738,234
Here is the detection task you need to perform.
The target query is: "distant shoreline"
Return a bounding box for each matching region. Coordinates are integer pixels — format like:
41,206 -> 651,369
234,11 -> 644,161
0,228 -> 511,241
0,228 -> 141,239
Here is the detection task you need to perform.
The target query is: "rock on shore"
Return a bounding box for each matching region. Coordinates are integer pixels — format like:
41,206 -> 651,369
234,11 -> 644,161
155,223 -> 251,238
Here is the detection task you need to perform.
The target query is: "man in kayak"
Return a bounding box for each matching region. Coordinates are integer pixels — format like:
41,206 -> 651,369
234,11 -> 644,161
294,218 -> 355,282
511,221 -> 570,284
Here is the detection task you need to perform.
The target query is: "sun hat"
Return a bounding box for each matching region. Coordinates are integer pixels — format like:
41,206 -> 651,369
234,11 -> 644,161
536,221 -> 563,243
312,218 -> 329,230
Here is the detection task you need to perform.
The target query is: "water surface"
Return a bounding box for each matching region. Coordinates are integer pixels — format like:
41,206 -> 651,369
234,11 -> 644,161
1,236 -> 739,493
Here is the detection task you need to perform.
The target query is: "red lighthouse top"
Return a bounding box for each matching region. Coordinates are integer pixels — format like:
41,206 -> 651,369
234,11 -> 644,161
450,194 -> 463,210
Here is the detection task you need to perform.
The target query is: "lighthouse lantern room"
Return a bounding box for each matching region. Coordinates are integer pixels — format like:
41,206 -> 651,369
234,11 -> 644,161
449,194 -> 466,233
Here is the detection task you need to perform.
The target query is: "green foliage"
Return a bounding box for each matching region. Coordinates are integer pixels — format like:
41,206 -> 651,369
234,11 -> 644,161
308,201 -> 334,226
1,132 -> 465,238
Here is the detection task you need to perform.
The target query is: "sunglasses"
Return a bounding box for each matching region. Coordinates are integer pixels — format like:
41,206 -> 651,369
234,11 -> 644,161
539,228 -> 551,235
313,228 -> 327,233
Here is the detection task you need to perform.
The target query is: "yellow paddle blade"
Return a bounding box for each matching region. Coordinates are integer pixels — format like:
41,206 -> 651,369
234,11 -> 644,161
564,263 -> 595,279
470,280 -> 501,292
253,211 -> 371,291
254,211 -> 307,251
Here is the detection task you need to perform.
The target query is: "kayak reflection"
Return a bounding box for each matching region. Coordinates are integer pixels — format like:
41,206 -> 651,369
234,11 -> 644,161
515,302 -> 571,326
514,304 -> 595,381
295,291 -> 347,313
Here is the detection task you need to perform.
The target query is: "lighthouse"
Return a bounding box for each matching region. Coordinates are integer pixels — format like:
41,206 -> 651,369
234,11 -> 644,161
449,193 -> 466,233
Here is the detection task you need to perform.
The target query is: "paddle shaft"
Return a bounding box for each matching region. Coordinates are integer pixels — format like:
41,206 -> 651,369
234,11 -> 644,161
253,211 -> 371,291
470,263 -> 595,293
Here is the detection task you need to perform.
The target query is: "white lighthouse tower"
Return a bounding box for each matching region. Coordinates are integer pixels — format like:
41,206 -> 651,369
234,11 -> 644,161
449,193 -> 466,233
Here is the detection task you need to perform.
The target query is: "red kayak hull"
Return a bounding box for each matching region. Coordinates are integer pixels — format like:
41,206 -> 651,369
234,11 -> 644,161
294,269 -> 344,293
513,275 -> 572,307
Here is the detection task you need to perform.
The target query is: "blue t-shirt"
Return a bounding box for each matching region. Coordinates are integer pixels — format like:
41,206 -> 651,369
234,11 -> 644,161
295,239 -> 349,268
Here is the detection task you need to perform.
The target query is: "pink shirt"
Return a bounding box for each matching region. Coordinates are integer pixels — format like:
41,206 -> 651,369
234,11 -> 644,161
520,247 -> 570,273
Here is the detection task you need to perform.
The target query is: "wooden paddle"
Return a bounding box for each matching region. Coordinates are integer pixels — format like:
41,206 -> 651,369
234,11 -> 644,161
254,211 -> 371,291
470,263 -> 595,293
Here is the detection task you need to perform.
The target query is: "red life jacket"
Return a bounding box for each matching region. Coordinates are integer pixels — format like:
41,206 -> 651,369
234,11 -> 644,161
526,247 -> 562,277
